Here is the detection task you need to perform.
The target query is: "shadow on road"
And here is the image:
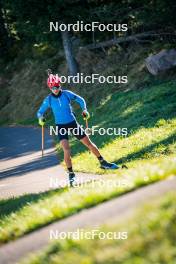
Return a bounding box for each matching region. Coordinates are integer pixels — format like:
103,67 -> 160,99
0,127 -> 53,160
0,126 -> 59,179
0,151 -> 59,179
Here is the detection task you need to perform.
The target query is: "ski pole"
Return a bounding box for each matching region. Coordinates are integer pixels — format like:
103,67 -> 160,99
85,119 -> 91,154
41,124 -> 44,157
85,119 -> 91,135
85,119 -> 88,129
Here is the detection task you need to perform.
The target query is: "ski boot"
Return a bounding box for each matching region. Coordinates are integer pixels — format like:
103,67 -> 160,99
68,172 -> 76,187
100,159 -> 120,170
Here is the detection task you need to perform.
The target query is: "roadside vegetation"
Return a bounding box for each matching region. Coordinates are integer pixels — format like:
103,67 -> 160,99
0,79 -> 175,244
56,80 -> 176,173
21,191 -> 176,264
0,157 -> 175,244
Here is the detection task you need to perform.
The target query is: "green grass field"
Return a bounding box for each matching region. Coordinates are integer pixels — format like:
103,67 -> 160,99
21,191 -> 176,264
0,156 -> 175,244
56,80 -> 176,173
0,80 -> 175,244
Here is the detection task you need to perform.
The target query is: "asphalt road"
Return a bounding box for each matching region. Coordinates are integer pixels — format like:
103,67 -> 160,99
0,126 -> 100,198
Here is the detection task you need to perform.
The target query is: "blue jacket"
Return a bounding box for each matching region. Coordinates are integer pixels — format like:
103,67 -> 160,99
37,90 -> 87,124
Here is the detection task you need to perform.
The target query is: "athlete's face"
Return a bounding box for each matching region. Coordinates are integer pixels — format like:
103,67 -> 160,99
51,86 -> 61,95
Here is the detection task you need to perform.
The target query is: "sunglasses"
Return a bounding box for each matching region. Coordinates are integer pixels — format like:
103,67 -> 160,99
51,86 -> 60,91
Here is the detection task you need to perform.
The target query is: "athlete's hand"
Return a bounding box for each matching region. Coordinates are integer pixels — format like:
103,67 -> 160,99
38,117 -> 46,126
82,110 -> 90,120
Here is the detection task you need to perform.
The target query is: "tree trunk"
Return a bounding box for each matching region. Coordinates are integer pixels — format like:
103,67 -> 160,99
80,32 -> 176,50
61,30 -> 79,76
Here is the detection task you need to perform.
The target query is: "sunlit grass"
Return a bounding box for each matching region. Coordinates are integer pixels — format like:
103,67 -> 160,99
72,118 -> 176,173
56,81 -> 176,173
0,156 -> 175,244
1,81 -> 175,244
21,191 -> 176,264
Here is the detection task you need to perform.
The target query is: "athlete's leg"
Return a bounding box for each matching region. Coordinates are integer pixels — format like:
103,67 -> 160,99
80,135 -> 101,157
80,135 -> 119,169
73,121 -> 119,170
60,139 -> 76,186
70,121 -> 101,157
60,139 -> 72,169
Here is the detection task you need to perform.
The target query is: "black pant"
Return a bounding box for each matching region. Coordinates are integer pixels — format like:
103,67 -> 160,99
56,120 -> 86,141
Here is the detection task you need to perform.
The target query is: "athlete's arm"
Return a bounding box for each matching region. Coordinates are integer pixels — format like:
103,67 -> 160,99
66,90 -> 87,110
37,96 -> 50,118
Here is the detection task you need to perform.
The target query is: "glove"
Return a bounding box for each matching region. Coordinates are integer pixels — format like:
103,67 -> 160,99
82,110 -> 90,120
38,117 -> 46,126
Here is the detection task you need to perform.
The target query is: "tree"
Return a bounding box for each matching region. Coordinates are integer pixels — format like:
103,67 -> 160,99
61,30 -> 79,76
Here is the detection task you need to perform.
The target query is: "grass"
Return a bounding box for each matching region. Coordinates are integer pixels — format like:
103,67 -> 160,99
21,191 -> 176,264
0,80 -> 175,244
56,80 -> 176,173
0,156 -> 176,244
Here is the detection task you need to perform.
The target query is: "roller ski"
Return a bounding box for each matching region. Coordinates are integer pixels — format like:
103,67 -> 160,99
68,172 -> 76,187
99,159 -> 120,169
99,158 -> 128,170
